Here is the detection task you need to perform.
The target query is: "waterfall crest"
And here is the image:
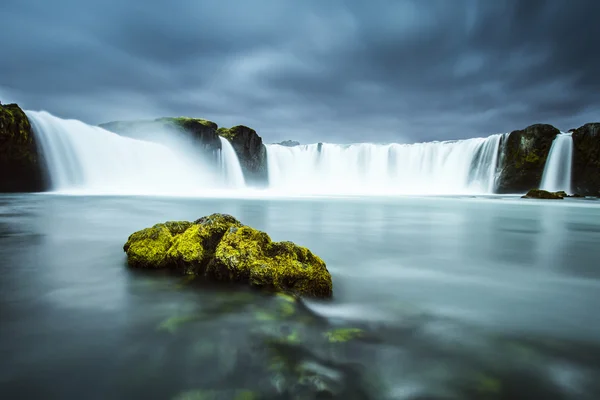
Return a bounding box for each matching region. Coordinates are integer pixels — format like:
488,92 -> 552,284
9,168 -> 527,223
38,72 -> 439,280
266,135 -> 504,195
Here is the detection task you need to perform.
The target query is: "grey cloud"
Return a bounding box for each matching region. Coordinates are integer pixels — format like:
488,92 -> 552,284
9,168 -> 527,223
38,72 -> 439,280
0,0 -> 598,144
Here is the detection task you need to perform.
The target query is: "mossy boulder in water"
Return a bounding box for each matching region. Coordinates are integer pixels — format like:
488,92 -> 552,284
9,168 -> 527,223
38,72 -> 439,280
521,189 -> 565,200
217,126 -> 268,186
0,103 -> 46,192
571,122 -> 600,197
496,124 -> 560,194
123,214 -> 332,297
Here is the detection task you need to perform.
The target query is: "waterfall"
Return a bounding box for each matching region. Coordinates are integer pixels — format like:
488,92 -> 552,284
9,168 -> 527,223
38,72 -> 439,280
540,133 -> 573,193
266,134 -> 503,195
218,137 -> 245,188
26,111 -> 246,195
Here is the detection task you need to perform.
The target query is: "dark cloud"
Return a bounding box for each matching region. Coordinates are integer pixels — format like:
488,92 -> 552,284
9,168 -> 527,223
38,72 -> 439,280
0,0 -> 598,144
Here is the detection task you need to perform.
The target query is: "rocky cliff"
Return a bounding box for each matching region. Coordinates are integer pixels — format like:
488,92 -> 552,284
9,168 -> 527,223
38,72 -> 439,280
496,124 -> 560,194
0,103 -> 46,192
571,123 -> 600,196
217,126 -> 268,186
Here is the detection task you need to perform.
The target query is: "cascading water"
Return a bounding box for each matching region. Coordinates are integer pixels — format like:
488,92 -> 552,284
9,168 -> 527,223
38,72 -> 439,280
218,137 -> 246,188
266,135 -> 504,195
540,133 -> 573,193
27,111 -> 246,195
25,110 -> 508,197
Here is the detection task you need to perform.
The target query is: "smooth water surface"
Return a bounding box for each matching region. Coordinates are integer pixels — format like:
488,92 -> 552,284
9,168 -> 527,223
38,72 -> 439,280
1,194 -> 599,399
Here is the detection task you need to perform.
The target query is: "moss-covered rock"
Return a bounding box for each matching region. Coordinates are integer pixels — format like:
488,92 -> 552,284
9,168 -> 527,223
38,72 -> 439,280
0,103 -> 46,192
206,227 -> 332,297
123,221 -> 192,268
496,124 -> 560,194
167,214 -> 243,274
521,189 -> 565,200
571,122 -> 600,196
123,214 -> 332,298
217,126 -> 268,186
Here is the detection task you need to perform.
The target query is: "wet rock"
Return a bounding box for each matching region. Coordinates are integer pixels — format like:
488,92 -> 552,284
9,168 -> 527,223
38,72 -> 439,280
496,124 -> 560,193
0,103 -> 46,192
217,126 -> 268,186
521,189 -> 565,200
571,122 -> 600,197
124,214 -> 332,298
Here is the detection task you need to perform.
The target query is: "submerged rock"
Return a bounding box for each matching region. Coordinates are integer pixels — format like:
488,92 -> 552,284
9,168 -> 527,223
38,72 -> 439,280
123,214 -> 332,297
217,126 -> 268,186
521,189 -> 565,200
496,124 -> 560,194
0,103 -> 46,192
571,122 -> 600,197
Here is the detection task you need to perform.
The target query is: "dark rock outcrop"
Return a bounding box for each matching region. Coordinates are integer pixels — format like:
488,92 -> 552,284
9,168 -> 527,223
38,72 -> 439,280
100,117 -> 222,154
571,123 -> 600,197
217,126 -> 268,186
277,140 -> 300,147
123,213 -> 332,298
0,103 -> 46,192
521,189 -> 566,200
496,124 -> 560,194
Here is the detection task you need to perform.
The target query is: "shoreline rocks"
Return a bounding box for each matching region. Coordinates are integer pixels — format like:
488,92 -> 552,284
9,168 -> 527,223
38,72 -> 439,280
521,189 -> 566,200
0,103 -> 46,192
123,214 -> 332,298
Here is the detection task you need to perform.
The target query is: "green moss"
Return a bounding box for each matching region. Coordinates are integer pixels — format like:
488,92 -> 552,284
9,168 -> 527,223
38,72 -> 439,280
157,315 -> 199,333
163,221 -> 193,235
324,328 -> 364,343
167,224 -> 207,273
123,223 -> 175,268
156,116 -> 217,129
216,127 -> 232,140
208,227 -> 332,297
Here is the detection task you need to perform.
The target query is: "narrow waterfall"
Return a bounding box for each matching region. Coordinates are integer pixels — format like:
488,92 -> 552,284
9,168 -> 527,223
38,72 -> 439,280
218,137 -> 246,188
540,133 -> 573,193
266,135 -> 504,195
26,111 -> 245,195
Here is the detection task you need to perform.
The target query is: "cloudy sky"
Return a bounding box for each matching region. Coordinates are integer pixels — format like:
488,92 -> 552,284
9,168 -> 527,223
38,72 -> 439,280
1,0 -> 598,143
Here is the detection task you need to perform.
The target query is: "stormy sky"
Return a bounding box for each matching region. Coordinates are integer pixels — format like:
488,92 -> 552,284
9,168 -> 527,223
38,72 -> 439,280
1,0 -> 598,144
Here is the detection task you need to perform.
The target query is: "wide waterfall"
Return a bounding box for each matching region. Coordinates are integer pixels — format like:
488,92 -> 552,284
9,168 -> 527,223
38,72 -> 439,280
540,133 -> 573,193
26,111 -> 245,195
266,135 -> 504,195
